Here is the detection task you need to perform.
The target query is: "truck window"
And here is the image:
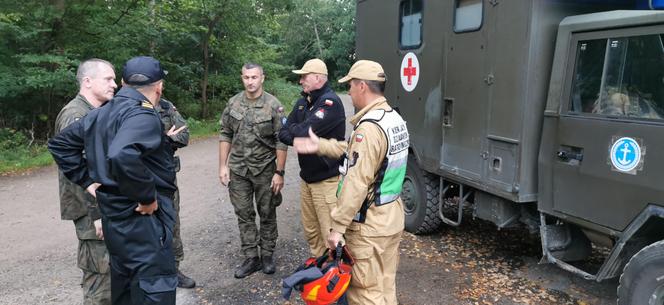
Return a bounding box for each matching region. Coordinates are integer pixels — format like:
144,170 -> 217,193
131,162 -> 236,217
399,0 -> 422,49
570,34 -> 664,120
454,0 -> 482,33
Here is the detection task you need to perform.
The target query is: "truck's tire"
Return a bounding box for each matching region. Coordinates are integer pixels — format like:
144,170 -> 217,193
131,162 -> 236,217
402,155 -> 442,234
617,240 -> 664,305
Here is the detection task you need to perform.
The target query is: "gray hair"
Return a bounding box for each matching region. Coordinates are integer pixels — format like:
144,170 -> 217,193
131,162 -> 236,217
242,62 -> 264,74
76,58 -> 114,85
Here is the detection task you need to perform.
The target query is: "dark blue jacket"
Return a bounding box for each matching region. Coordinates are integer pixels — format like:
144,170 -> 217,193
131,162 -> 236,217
48,87 -> 176,219
279,82 -> 345,183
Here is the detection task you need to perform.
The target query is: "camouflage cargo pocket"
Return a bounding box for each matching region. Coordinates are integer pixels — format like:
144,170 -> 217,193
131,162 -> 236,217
255,114 -> 274,137
272,192 -> 283,207
77,239 -> 110,274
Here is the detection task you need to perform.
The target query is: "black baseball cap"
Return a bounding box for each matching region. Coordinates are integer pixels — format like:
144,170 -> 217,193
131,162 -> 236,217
122,56 -> 167,85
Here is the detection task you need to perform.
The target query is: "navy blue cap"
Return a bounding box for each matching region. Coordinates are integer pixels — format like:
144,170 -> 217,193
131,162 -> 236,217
122,56 -> 166,85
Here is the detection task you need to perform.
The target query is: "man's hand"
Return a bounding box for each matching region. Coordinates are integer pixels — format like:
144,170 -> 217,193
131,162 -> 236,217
271,173 -> 284,194
293,128 -> 320,154
327,230 -> 343,250
86,183 -> 101,198
166,125 -> 187,137
93,219 -> 104,240
135,200 -> 159,215
219,165 -> 230,186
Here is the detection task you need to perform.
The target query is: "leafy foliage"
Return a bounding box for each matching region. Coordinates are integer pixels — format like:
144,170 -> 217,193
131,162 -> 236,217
0,0 -> 355,173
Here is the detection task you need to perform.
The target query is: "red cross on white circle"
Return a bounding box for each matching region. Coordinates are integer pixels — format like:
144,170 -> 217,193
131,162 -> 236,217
400,52 -> 420,92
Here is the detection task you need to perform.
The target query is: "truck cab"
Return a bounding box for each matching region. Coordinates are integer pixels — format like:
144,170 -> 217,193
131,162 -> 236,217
356,0 -> 664,303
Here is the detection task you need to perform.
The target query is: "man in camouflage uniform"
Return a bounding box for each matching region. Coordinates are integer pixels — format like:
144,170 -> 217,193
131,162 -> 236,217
54,58 -> 116,305
156,98 -> 196,288
294,60 -> 409,305
218,63 -> 288,278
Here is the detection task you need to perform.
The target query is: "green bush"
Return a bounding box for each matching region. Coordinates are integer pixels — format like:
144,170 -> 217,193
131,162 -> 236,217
0,128 -> 29,150
0,128 -> 52,174
265,78 -> 301,113
186,118 -> 218,139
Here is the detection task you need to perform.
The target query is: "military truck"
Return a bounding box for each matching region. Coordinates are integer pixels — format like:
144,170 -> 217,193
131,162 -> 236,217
356,0 -> 664,303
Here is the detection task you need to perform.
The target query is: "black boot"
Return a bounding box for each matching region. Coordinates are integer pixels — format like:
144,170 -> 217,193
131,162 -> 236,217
234,257 -> 262,279
177,270 -> 196,288
261,255 -> 275,274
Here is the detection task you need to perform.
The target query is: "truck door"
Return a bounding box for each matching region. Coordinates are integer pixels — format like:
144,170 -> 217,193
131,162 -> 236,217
442,0 -> 488,181
550,26 -> 664,230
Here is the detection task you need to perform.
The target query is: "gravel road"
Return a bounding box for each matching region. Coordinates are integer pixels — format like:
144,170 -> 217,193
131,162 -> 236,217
0,95 -> 617,305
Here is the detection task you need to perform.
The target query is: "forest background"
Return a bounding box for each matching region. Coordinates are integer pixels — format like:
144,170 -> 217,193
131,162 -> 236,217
0,0 -> 355,173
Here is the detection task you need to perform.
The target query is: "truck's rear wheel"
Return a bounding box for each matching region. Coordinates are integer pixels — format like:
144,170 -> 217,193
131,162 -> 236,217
402,155 -> 442,234
618,240 -> 664,305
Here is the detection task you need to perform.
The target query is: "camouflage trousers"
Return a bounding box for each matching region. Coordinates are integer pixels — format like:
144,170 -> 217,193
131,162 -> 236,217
74,215 -> 111,305
172,179 -> 184,268
229,165 -> 282,258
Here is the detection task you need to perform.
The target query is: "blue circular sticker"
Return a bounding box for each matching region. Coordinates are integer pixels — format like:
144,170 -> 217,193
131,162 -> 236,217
610,137 -> 641,172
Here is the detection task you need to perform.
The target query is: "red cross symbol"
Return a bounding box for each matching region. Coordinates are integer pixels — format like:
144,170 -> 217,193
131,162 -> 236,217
403,57 -> 417,85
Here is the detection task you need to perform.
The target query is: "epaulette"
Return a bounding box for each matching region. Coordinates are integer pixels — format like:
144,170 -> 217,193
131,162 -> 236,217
142,100 -> 154,109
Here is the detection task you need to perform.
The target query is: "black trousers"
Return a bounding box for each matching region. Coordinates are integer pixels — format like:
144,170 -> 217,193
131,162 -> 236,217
98,191 -> 177,305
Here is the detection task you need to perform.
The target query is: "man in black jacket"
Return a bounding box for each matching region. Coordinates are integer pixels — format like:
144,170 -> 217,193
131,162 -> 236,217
279,58 -> 346,257
49,56 -> 177,305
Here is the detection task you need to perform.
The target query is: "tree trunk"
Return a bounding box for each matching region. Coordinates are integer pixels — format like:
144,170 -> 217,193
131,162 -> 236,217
149,0 -> 156,53
200,14 -> 222,119
201,38 -> 209,118
311,12 -> 323,58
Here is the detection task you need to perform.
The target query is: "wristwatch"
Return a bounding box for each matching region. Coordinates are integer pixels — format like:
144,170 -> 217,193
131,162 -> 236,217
275,169 -> 285,176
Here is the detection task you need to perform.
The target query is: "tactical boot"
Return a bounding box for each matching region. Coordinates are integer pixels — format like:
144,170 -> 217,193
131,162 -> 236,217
234,257 -> 262,279
261,255 -> 275,274
177,270 -> 196,288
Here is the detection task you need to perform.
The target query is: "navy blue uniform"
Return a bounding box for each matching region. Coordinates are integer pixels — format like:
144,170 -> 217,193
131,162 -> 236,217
49,87 -> 177,305
279,82 -> 345,182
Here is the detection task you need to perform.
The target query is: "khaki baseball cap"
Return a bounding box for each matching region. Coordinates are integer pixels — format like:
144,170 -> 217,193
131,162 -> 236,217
338,60 -> 386,83
292,58 -> 328,75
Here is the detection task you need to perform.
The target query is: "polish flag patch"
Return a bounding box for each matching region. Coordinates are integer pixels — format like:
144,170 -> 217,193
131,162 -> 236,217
324,99 -> 334,106
355,134 -> 364,142
315,109 -> 325,119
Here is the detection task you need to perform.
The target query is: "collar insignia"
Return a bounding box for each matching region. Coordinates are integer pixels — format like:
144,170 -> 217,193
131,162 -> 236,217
141,101 -> 154,109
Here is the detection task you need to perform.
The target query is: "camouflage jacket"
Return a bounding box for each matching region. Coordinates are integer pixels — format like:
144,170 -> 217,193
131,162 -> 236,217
219,91 -> 287,176
156,98 -> 189,172
54,94 -> 100,221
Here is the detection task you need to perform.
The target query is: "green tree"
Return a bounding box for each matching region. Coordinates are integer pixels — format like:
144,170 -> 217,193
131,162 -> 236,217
0,0 -> 353,141
277,0 -> 355,85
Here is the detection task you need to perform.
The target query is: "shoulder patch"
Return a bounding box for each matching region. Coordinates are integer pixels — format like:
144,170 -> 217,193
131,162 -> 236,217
298,105 -> 304,110
324,99 -> 334,106
142,101 -> 154,109
315,109 -> 325,119
355,134 -> 364,143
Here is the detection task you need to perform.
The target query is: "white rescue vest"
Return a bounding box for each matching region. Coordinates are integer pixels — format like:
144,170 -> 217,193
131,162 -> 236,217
338,108 -> 409,222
